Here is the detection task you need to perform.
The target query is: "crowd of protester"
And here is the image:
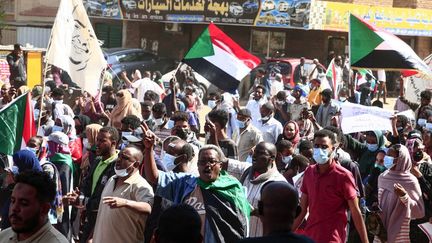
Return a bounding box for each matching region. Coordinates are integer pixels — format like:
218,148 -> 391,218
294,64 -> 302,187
0,56 -> 431,243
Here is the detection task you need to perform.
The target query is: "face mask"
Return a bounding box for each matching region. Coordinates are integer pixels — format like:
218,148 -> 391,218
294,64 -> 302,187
313,148 -> 330,165
339,97 -> 347,102
34,109 -> 40,120
167,120 -> 175,129
426,123 -> 432,131
246,155 -> 253,163
160,149 -> 166,161
25,147 -> 38,155
236,119 -> 246,129
367,143 -> 378,152
418,118 -> 427,127
383,155 -> 394,169
163,153 -> 179,171
52,125 -> 63,133
208,100 -> 217,109
281,155 -> 293,165
175,128 -> 190,140
374,163 -> 386,171
261,115 -> 271,122
121,131 -> 132,138
114,163 -> 134,178
155,117 -> 165,126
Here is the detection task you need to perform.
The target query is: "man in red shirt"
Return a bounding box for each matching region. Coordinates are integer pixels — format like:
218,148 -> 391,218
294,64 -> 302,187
292,130 -> 369,243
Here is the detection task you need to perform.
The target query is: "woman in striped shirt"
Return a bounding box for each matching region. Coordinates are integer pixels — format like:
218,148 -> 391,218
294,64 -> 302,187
375,144 -> 424,243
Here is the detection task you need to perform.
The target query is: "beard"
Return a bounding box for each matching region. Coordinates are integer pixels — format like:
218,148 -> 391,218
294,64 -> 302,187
10,209 -> 41,234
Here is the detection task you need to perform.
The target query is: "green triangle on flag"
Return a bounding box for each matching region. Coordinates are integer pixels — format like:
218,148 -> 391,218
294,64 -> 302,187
350,14 -> 384,65
184,27 -> 214,59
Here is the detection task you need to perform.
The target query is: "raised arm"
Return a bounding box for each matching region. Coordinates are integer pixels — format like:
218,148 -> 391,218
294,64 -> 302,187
142,124 -> 159,185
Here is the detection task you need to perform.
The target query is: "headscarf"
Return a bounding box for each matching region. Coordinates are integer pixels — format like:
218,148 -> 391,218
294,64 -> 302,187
85,123 -> 103,147
47,131 -> 71,157
109,89 -> 141,129
57,115 -> 77,139
277,121 -> 301,147
13,150 -> 42,172
74,114 -> 91,137
378,145 -> 424,243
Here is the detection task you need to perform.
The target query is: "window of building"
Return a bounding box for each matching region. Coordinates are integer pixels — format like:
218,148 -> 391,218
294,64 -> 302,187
251,29 -> 286,58
1,0 -> 14,13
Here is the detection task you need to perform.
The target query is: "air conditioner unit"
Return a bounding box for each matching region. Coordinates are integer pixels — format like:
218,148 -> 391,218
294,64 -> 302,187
165,23 -> 182,32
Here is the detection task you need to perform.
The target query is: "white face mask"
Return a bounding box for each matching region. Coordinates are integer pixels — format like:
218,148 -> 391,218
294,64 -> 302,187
163,153 -> 179,171
418,118 -> 427,127
34,109 -> 40,121
167,120 -> 175,129
52,125 -> 63,133
208,100 -> 217,109
114,163 -> 134,178
155,117 -> 165,126
83,138 -> 90,149
281,155 -> 293,165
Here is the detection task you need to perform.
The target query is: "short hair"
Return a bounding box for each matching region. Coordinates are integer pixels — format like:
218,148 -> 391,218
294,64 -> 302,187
314,129 -> 337,145
51,88 -> 64,97
141,100 -> 153,108
152,102 -> 167,114
14,44 -> 22,51
372,100 -> 383,108
99,126 -> 119,144
208,109 -> 229,128
208,92 -> 221,100
102,85 -> 115,93
198,145 -> 226,162
321,89 -> 333,98
163,136 -> 181,145
420,90 -> 432,100
276,140 -> 293,152
237,108 -> 251,118
262,102 -> 274,112
298,139 -> 313,152
171,111 -> 189,123
144,90 -> 160,103
155,204 -> 202,243
15,171 -> 56,204
290,155 -> 310,169
276,91 -> 287,100
255,84 -> 266,94
180,143 -> 195,162
324,126 -> 346,145
121,115 -> 141,130
125,145 -> 144,163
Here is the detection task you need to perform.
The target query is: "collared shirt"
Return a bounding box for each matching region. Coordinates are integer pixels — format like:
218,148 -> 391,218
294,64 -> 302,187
92,171 -> 154,243
0,220 -> 68,243
246,98 -> 267,128
316,100 -> 340,128
258,117 -> 283,144
92,152 -> 118,194
300,161 -> 357,243
232,124 -> 263,161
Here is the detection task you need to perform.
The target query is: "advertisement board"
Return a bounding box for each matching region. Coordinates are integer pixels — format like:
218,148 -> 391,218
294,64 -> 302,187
255,0 -> 310,29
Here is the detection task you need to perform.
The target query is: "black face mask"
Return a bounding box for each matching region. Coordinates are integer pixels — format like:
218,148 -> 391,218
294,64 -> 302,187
175,128 -> 190,140
414,151 -> 424,162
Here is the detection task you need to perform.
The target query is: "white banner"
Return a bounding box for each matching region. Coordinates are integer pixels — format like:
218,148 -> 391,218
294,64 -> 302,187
405,55 -> 432,103
46,0 -> 107,96
341,102 -> 394,134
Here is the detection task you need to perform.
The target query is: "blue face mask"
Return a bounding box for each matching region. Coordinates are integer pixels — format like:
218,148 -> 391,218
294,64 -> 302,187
313,148 -> 330,165
383,155 -> 394,169
367,143 -> 378,152
236,119 -> 246,129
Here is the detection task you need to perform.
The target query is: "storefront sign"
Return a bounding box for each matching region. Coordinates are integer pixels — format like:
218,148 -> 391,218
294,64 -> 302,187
309,1 -> 432,37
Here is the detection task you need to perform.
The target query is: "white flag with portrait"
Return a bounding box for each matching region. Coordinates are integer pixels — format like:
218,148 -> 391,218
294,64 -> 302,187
46,0 -> 106,96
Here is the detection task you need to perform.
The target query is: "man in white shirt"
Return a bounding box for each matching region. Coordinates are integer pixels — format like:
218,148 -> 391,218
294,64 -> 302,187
258,102 -> 283,144
246,85 -> 267,128
377,69 -> 387,104
121,70 -> 164,103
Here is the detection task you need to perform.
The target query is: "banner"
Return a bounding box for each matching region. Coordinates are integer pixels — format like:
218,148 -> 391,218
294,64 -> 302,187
309,1 -> 432,37
404,55 -> 432,103
82,0 -> 122,19
255,0 -> 311,29
46,0 -> 107,96
341,102 -> 393,134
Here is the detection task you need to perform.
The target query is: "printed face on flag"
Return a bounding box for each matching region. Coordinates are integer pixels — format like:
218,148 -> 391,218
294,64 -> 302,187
70,19 -> 93,71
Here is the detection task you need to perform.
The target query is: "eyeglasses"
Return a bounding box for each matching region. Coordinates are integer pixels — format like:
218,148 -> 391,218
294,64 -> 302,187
197,160 -> 220,166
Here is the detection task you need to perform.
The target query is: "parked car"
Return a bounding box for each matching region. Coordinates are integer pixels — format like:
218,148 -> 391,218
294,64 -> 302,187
261,0 -> 275,11
257,12 -> 276,25
122,0 -> 137,10
104,48 -> 176,89
289,0 -> 310,27
275,13 -> 289,25
278,0 -> 291,12
229,2 -> 244,17
242,0 -> 259,14
83,0 -> 103,15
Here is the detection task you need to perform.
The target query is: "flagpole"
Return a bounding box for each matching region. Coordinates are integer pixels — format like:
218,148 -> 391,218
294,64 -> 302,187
37,58 -> 50,130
